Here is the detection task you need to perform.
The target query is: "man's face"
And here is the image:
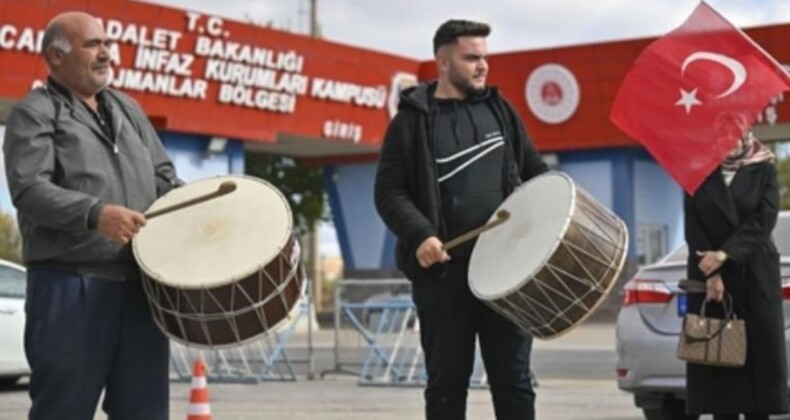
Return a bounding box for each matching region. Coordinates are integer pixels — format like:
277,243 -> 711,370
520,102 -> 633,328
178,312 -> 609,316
50,16 -> 112,96
444,36 -> 489,96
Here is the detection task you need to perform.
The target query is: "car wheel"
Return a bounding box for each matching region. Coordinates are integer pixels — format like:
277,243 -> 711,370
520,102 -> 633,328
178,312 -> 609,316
642,397 -> 698,420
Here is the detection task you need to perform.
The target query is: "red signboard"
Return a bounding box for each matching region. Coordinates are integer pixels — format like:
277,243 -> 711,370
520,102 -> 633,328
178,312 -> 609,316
0,0 -> 420,148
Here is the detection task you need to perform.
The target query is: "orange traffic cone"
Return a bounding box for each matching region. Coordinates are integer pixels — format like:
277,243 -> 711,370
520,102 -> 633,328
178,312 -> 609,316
187,358 -> 212,420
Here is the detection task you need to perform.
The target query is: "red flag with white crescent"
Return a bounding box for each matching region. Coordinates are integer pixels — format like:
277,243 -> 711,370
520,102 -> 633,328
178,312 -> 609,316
610,1 -> 790,194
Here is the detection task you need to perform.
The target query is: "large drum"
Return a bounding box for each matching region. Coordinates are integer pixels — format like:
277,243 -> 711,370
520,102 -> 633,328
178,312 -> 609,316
133,175 -> 304,348
469,172 -> 628,339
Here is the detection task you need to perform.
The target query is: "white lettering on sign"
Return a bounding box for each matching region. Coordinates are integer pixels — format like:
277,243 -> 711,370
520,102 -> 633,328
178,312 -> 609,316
194,36 -> 304,73
3,11 -> 399,123
203,59 -> 307,94
101,19 -> 182,50
311,78 -> 387,109
323,120 -> 362,143
135,46 -> 193,76
206,16 -> 224,37
185,12 -> 202,32
0,25 -> 44,53
756,91 -> 784,126
218,84 -> 296,113
108,43 -> 122,66
110,69 -> 207,99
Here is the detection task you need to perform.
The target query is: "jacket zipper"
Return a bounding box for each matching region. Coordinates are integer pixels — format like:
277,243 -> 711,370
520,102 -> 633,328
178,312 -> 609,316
110,120 -> 129,207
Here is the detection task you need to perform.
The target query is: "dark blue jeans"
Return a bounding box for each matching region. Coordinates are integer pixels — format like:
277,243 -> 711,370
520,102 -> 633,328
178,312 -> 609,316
412,259 -> 535,420
24,267 -> 169,420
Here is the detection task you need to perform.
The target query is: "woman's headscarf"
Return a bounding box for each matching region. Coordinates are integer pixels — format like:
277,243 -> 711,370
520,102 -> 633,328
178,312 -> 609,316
721,131 -> 775,171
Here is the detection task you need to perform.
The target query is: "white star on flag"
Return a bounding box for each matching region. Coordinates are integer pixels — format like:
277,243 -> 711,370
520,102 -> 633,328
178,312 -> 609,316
675,88 -> 702,114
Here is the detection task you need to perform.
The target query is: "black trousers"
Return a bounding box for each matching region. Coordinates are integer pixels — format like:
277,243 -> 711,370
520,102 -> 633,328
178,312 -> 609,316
412,259 -> 535,420
24,267 -> 170,420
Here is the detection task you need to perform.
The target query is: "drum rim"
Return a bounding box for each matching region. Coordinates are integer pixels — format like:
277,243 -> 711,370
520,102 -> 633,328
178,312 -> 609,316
469,171 -> 576,300
132,174 -> 295,290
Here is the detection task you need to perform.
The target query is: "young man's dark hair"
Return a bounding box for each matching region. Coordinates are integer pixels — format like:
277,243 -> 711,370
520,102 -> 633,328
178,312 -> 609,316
432,19 -> 491,55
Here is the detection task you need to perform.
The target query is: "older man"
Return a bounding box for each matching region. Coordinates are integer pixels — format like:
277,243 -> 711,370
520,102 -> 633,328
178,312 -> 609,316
3,11 -> 180,420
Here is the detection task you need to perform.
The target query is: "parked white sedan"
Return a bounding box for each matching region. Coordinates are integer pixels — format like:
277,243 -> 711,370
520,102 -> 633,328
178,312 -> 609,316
0,259 -> 27,385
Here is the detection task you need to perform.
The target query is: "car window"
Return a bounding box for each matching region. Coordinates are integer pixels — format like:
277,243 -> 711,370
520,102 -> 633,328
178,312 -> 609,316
0,265 -> 26,299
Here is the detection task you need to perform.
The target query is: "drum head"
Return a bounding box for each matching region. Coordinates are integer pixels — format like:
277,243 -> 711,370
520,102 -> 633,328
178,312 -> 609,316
469,172 -> 574,300
133,175 -> 293,289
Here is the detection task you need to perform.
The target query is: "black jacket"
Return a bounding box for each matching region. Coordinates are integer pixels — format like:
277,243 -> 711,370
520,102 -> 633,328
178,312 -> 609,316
685,162 -> 788,415
374,82 -> 547,281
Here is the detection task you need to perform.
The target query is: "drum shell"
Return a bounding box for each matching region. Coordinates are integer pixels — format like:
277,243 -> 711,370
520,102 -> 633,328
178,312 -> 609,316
141,235 -> 304,347
472,176 -> 628,340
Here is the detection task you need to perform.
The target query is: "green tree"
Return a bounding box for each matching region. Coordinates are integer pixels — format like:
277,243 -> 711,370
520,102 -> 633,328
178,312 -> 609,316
0,211 -> 21,263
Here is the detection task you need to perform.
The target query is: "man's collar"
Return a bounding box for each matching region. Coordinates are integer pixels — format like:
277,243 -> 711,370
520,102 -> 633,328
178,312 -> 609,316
47,76 -> 75,104
47,77 -> 107,106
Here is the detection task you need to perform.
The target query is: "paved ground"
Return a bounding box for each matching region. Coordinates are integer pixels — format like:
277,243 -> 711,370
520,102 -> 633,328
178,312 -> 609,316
0,323 -> 784,419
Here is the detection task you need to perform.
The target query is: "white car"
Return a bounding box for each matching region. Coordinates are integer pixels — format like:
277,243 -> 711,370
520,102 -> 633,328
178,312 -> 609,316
0,259 -> 28,385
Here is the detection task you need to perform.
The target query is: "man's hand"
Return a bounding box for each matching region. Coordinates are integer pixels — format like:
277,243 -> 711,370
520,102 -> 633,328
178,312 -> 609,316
97,204 -> 146,245
706,273 -> 726,302
416,236 -> 450,268
696,250 -> 724,276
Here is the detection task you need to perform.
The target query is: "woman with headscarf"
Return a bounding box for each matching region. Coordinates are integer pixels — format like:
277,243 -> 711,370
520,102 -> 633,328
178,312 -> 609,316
683,126 -> 787,420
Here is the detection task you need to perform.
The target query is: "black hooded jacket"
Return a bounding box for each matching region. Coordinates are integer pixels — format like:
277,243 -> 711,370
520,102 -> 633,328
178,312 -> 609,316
374,81 -> 548,281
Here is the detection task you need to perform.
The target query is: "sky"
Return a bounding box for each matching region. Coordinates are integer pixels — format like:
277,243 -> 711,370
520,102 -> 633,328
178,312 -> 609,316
140,0 -> 790,59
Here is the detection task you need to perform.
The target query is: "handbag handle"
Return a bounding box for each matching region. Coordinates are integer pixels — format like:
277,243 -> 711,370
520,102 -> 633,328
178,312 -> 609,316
684,294 -> 737,343
699,293 -> 736,320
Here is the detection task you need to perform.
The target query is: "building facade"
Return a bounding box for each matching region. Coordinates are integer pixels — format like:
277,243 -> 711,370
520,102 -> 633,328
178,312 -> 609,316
1,0 -> 789,276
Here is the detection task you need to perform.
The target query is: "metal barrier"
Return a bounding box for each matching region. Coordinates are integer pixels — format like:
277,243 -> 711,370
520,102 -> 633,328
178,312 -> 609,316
322,279 -> 488,387
169,280 -> 315,383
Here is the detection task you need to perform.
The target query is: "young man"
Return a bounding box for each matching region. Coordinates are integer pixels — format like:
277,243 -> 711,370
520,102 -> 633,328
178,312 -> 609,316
4,11 -> 181,420
374,19 -> 548,420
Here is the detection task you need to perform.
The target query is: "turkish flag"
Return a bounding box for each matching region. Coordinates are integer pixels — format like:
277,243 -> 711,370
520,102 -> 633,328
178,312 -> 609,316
610,1 -> 790,194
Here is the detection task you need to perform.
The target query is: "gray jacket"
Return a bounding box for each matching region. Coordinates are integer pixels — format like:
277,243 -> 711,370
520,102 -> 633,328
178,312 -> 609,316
3,81 -> 181,266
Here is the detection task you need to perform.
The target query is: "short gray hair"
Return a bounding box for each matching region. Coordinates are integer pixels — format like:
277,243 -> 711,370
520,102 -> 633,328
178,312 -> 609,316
41,22 -> 71,57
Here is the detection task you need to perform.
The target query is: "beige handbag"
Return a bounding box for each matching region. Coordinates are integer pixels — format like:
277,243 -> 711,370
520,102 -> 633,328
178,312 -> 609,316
676,294 -> 746,368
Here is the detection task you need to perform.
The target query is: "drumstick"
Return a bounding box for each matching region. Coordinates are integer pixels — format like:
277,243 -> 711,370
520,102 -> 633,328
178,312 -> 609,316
442,209 -> 511,252
144,181 -> 237,219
